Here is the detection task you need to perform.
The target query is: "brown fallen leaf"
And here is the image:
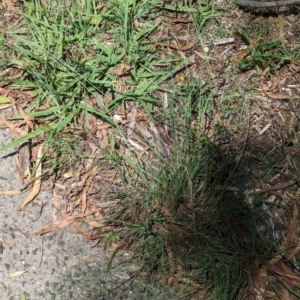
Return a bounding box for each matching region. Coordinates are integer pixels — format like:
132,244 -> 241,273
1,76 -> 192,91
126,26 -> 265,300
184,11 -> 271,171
97,124 -> 111,130
15,154 -> 24,184
232,37 -> 259,68
101,128 -> 108,150
17,105 -> 34,130
0,103 -> 14,110
278,285 -> 291,300
23,143 -> 43,206
63,171 -> 74,179
81,166 -> 100,213
85,220 -> 106,228
35,224 -> 53,235
107,243 -> 127,271
3,0 -> 20,14
0,88 -> 11,96
0,119 -> 24,137
16,142 -> 30,184
133,18 -> 139,28
281,203 -> 298,249
0,190 -> 21,195
110,63 -> 131,76
252,266 -> 268,295
8,270 -> 27,278
268,203 -> 298,267
166,245 -> 175,288
36,213 -> 93,235
72,221 -> 104,240
262,85 -> 293,100
53,214 -> 89,228
266,260 -> 300,287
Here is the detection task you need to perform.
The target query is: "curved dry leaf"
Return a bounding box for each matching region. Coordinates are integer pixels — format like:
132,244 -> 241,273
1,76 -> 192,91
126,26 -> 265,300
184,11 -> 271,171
107,243 -> 126,271
63,171 -> 74,179
81,166 -> 100,213
36,213 -> 93,235
0,103 -> 14,110
72,221 -> 103,240
232,38 -> 259,67
86,220 -> 105,228
23,143 -> 43,206
8,270 -> 27,278
3,0 -> 20,14
101,128 -> 108,150
53,214 -> 91,228
269,203 -> 299,267
110,63 -> 131,76
262,86 -> 293,100
0,119 -> 23,137
16,142 -> 30,184
36,223 -> 54,235
0,190 -> 21,195
17,105 -> 34,130
282,203 -> 298,249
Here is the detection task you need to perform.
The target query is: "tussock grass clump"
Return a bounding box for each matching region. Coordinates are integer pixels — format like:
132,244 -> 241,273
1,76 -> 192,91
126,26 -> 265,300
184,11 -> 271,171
106,87 -> 269,299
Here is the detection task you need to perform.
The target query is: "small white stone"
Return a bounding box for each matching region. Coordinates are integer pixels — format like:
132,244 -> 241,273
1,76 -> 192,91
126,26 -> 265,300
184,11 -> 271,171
113,115 -> 122,123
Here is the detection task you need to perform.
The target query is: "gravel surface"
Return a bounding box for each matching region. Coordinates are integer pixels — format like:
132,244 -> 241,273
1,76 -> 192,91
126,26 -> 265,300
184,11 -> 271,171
0,127 -> 163,300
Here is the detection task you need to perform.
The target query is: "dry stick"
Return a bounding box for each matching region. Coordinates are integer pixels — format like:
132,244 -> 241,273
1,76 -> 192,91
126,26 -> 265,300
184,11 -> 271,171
39,238 -> 44,267
254,179 -> 297,194
237,0 -> 300,8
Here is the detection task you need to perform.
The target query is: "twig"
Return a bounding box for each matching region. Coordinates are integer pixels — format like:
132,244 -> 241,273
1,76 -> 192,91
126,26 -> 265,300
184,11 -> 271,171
32,201 -> 48,222
39,238 -> 43,267
254,179 -> 297,194
106,243 -> 127,271
237,0 -> 300,8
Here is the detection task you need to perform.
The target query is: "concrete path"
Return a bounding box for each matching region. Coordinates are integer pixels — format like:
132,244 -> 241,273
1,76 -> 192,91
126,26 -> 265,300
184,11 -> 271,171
0,126 -> 158,299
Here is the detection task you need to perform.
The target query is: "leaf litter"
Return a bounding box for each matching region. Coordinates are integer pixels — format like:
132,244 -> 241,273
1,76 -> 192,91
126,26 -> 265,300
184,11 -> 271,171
1,0 -> 300,299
